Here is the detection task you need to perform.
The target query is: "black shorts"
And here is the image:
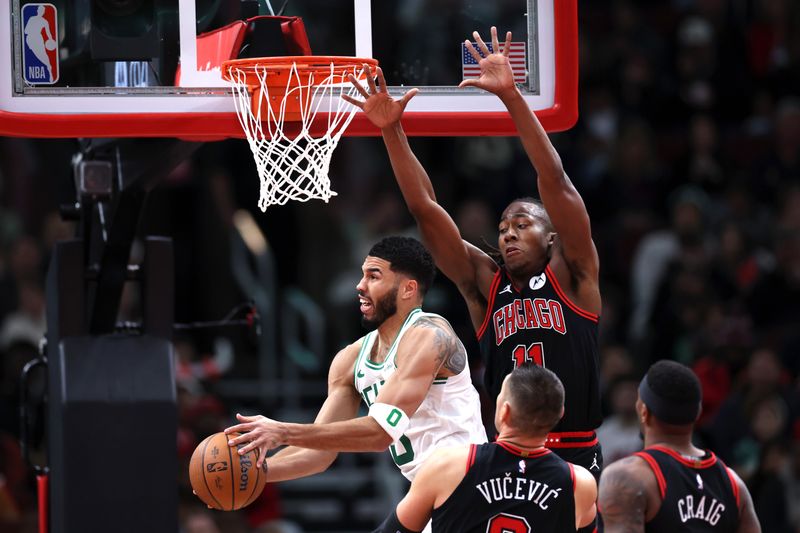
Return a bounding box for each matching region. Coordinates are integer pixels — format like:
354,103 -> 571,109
548,440 -> 603,532
550,441 -> 603,482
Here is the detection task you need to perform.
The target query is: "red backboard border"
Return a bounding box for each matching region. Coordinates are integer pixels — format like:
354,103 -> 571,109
0,1 -> 577,138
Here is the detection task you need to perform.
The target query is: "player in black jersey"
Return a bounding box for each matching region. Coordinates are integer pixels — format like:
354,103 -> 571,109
373,364 -> 596,533
599,361 -> 761,533
344,26 -> 604,493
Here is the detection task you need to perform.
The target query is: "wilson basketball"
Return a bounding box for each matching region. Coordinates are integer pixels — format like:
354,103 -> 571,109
189,432 -> 267,511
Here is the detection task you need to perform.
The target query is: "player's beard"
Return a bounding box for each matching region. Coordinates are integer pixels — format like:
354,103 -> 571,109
361,285 -> 399,330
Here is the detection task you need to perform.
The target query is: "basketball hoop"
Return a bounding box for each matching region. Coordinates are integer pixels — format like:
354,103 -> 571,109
221,56 -> 378,211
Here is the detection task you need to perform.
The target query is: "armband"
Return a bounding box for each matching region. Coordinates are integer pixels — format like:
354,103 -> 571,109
368,403 -> 410,443
372,509 -> 421,533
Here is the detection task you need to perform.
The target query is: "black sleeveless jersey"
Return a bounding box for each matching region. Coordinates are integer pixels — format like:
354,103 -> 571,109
477,266 -> 602,433
432,442 -> 576,533
635,446 -> 741,532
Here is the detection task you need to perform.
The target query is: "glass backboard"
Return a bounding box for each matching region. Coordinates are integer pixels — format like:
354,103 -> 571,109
1,0 -> 577,138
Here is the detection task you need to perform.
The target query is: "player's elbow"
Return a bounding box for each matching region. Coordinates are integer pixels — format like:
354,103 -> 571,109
406,195 -> 436,217
309,452 -> 339,475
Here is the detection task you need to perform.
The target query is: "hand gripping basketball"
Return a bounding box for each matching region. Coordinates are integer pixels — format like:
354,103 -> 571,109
225,413 -> 283,469
189,432 -> 268,511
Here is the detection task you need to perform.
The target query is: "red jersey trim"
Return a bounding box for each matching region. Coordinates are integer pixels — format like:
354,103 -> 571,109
545,437 -> 598,449
545,265 -> 599,323
476,268 -> 503,340
647,445 -> 718,469
545,431 -> 598,449
725,467 -> 741,509
496,441 -> 551,458
635,451 -> 666,499
466,444 -> 477,474
568,462 -> 576,492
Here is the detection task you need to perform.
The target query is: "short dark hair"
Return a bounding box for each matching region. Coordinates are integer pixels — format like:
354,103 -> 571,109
505,364 -> 564,435
641,360 -> 702,425
368,236 -> 436,295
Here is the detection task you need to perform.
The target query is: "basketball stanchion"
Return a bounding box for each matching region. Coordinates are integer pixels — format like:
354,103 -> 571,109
221,56 -> 378,211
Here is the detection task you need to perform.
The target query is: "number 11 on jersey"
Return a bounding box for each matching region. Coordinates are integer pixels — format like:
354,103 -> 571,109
512,342 -> 544,367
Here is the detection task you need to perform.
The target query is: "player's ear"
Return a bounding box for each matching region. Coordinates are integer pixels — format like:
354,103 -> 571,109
636,398 -> 648,424
401,278 -> 418,300
499,401 -> 512,426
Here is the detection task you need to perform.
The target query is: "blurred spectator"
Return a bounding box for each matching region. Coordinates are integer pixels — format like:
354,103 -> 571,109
707,348 -> 792,475
598,344 -> 634,395
749,440 -> 794,533
747,220 -> 800,367
750,98 -> 800,203
596,374 -> 642,465
629,185 -> 713,344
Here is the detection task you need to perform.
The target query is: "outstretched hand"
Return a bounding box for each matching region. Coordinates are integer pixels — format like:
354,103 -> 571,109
459,26 -> 517,98
342,65 -> 418,130
225,413 -> 282,469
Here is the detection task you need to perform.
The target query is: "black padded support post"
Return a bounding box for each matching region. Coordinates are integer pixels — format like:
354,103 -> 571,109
50,336 -> 177,533
46,238 -> 177,533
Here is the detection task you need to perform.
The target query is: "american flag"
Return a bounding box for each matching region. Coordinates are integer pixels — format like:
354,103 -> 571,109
462,41 -> 527,84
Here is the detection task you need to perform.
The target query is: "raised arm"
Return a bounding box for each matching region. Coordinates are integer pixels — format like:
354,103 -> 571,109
344,69 -> 498,324
462,28 -> 599,292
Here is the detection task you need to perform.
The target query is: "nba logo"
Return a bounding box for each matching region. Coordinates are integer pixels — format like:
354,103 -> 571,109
22,3 -> 59,85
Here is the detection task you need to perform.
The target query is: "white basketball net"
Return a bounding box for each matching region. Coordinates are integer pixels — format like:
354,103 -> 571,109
226,62 -> 366,211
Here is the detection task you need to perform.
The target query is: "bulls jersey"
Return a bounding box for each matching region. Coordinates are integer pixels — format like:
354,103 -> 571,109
635,446 -> 741,532
478,266 -> 602,434
354,308 -> 487,480
432,442 -> 577,533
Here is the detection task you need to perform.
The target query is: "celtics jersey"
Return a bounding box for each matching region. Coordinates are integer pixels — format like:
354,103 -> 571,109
354,308 -> 488,481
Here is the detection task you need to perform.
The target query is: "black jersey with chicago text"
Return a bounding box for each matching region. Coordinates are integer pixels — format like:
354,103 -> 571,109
635,446 -> 741,532
477,266 -> 602,432
432,441 -> 577,533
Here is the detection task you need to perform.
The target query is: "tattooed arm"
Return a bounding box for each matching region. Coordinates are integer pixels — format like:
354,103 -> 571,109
598,456 -> 661,533
407,315 -> 468,377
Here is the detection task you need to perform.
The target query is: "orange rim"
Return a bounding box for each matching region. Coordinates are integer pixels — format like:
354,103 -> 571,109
221,56 -> 378,84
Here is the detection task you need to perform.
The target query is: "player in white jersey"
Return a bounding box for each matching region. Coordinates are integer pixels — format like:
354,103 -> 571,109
355,307 -> 487,479
225,236 -> 487,485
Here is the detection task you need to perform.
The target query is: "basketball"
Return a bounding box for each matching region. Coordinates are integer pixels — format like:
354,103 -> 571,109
44,40 -> 56,51
189,432 -> 267,511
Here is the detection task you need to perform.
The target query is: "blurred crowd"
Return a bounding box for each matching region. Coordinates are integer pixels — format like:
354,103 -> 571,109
1,0 -> 799,531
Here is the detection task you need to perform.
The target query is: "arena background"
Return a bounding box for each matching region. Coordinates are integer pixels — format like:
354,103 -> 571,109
0,0 -> 798,531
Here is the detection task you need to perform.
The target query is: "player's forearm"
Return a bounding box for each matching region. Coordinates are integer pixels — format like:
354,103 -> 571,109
265,446 -> 338,482
499,88 -> 565,183
381,122 -> 438,208
280,417 -> 392,452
